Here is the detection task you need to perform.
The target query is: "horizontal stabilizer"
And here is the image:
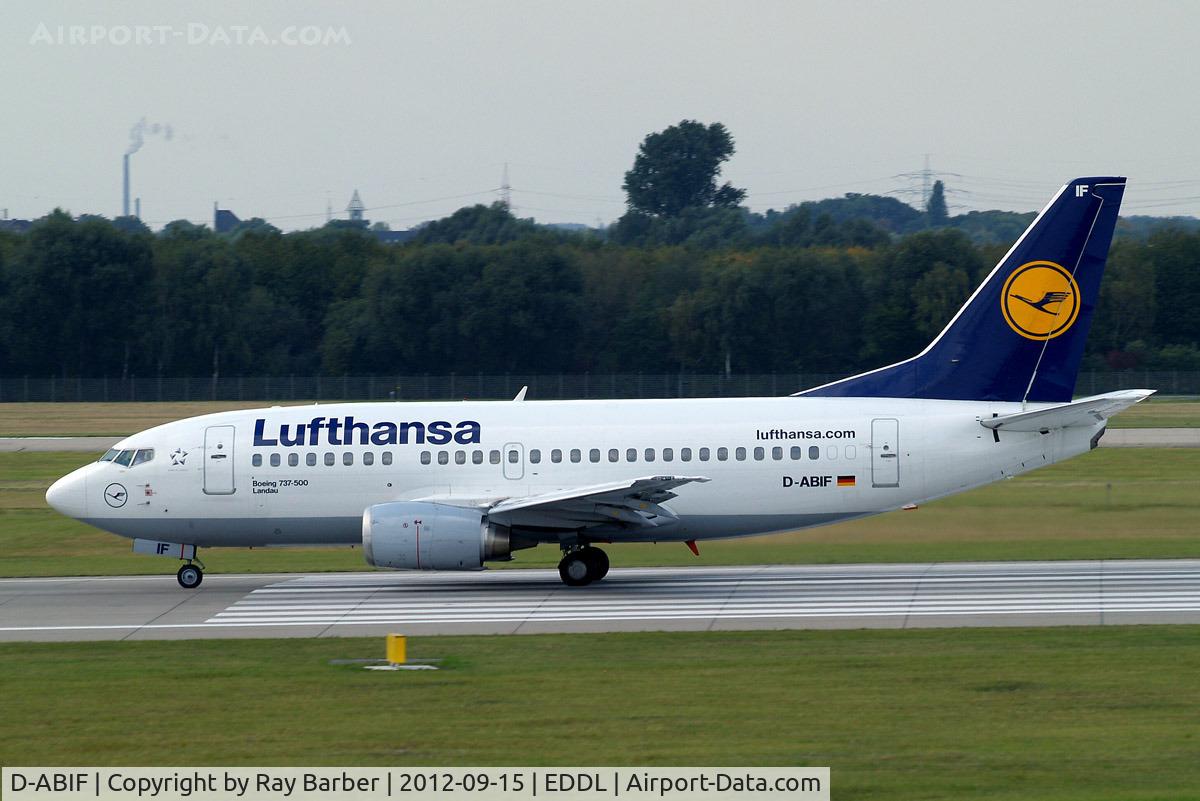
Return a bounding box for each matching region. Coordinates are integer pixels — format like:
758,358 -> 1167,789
980,390 -> 1155,433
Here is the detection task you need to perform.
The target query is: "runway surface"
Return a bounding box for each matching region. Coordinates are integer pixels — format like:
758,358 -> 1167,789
2,560 -> 1199,641
3,428 -> 1197,453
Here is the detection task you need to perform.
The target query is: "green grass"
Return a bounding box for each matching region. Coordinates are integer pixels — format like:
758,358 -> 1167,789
2,449 -> 1200,577
0,628 -> 1198,799
1109,397 -> 1200,428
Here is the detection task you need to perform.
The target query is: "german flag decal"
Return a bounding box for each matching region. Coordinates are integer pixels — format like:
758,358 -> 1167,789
837,475 -> 856,487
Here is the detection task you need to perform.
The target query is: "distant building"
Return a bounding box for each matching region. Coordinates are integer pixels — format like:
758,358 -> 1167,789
0,212 -> 32,233
213,204 -> 241,234
373,228 -> 416,244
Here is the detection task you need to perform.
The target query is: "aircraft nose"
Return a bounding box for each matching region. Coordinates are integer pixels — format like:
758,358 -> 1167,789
46,469 -> 88,518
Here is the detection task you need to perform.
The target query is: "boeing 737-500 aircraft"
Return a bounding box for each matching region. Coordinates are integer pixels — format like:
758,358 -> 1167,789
47,177 -> 1151,588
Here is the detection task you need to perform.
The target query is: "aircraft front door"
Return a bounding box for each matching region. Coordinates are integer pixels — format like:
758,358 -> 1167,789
203,425 -> 236,495
502,442 -> 524,480
871,418 -> 900,488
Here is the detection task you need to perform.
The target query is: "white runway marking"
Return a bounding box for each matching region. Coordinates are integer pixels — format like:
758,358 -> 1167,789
2,561 -> 1199,640
200,562 -> 1200,628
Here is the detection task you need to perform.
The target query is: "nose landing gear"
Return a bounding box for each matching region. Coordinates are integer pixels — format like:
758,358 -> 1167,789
558,545 -> 609,587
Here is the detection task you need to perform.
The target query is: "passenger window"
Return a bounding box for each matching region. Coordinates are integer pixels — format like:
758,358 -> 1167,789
846,445 -> 857,460
681,447 -> 692,462
827,446 -> 838,460
529,449 -> 541,464
790,446 -> 801,460
439,451 -> 450,465
626,448 -> 637,462
132,449 -> 154,466
608,449 -> 619,463
307,453 -> 317,466
252,454 -> 263,467
645,448 -> 655,462
662,448 -> 673,462
289,453 -> 299,467
473,450 -> 483,464
455,450 -> 466,465
324,453 -> 335,466
507,449 -> 519,464
420,451 -> 431,465
699,447 -> 710,461
343,452 -> 354,466
363,452 -> 374,466
753,447 -> 765,461
270,453 -> 281,467
772,446 -> 783,461
735,447 -> 746,461
490,450 -> 501,464
114,450 -> 134,467
809,446 -> 819,460
99,448 -> 119,462
589,448 -> 601,463
717,447 -> 729,461
551,449 -> 562,463
571,448 -> 582,463
382,452 -> 393,466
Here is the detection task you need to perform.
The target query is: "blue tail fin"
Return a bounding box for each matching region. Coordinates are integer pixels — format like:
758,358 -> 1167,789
800,177 -> 1126,403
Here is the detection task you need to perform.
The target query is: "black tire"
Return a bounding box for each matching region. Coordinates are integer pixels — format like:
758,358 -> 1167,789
582,547 -> 610,581
177,564 -> 203,589
558,553 -> 592,587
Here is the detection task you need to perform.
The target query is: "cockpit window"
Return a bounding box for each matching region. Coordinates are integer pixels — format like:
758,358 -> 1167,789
113,450 -> 135,467
132,449 -> 154,466
99,448 -> 119,462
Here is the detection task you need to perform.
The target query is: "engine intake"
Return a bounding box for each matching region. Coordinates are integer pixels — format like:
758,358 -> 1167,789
362,501 -> 514,570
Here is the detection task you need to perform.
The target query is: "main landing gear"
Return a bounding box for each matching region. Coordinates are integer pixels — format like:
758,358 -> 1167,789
558,545 -> 609,587
177,558 -> 205,589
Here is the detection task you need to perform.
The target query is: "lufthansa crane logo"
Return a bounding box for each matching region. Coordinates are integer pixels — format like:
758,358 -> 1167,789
103,482 -> 128,508
1000,261 -> 1081,341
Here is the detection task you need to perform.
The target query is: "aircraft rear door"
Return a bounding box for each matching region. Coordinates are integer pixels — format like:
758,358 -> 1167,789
204,425 -> 236,495
871,418 -> 900,488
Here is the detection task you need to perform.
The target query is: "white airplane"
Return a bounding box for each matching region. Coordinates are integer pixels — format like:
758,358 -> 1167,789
47,177 -> 1151,589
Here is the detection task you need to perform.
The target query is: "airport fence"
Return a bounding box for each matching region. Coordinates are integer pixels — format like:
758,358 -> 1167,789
0,371 -> 1196,403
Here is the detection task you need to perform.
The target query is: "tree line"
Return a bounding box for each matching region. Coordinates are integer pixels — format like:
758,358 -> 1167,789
1,206 -> 1198,379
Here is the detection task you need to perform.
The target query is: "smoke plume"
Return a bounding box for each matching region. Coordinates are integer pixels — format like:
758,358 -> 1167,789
126,117 -> 174,156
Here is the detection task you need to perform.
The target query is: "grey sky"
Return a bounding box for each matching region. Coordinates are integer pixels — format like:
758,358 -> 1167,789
4,0 -> 1199,230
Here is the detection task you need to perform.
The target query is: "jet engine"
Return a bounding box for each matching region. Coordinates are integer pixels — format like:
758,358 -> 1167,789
362,501 -> 518,570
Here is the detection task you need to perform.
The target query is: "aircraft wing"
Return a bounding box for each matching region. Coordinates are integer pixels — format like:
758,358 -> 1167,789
485,475 -> 711,530
980,389 -> 1155,433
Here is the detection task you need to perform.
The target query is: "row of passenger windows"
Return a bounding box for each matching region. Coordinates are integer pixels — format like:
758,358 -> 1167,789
253,451 -> 394,467
420,444 -> 856,465
250,444 -> 857,469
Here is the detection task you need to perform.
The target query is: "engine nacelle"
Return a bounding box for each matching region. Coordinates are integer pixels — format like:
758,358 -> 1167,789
362,501 -> 513,570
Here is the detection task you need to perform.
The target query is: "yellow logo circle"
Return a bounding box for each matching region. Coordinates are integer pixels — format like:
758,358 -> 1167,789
1000,261 -> 1080,340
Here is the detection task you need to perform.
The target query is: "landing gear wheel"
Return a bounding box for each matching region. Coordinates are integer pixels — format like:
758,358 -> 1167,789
581,547 -> 609,581
558,552 -> 592,587
177,563 -> 203,589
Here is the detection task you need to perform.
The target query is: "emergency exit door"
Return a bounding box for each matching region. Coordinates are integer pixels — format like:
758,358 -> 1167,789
871,418 -> 900,488
204,425 -> 236,495
502,442 -> 524,480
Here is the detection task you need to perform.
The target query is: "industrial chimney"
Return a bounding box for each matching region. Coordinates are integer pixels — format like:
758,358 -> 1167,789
122,154 -> 130,217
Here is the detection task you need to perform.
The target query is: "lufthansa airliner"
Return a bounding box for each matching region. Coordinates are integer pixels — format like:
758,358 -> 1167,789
47,177 -> 1150,588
